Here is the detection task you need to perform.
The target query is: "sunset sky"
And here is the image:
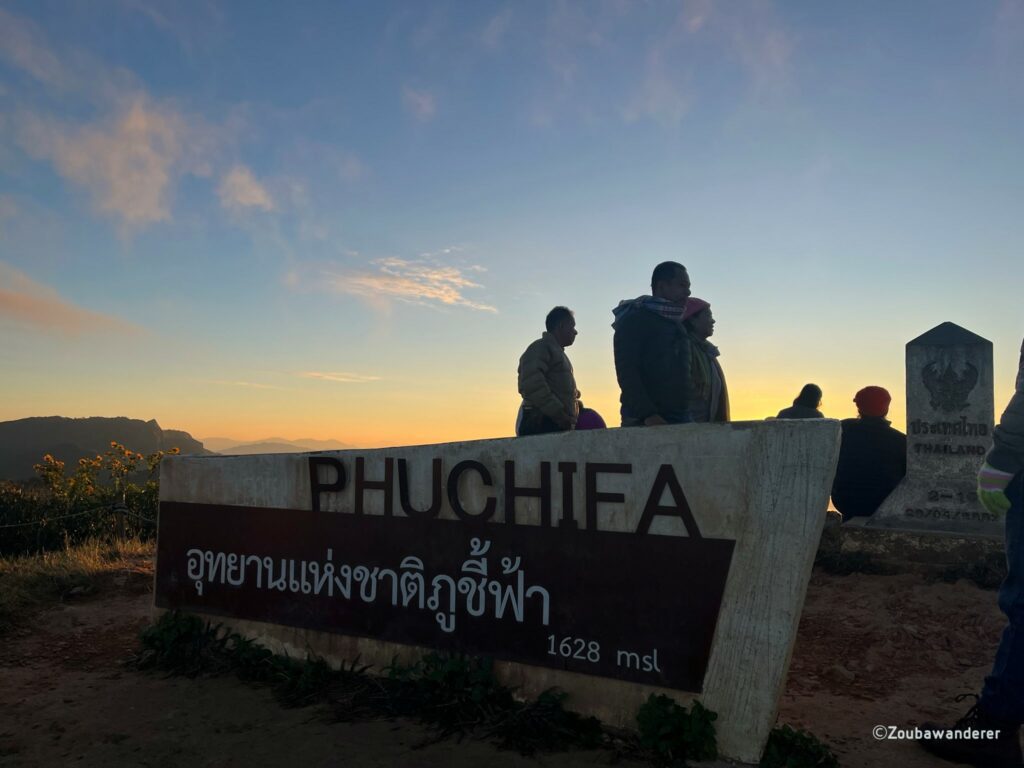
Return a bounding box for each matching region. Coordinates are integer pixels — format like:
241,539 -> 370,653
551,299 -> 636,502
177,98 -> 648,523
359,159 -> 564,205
1,1 -> 1021,448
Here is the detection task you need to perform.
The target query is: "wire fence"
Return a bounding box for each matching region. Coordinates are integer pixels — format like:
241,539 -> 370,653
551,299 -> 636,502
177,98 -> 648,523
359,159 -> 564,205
0,485 -> 159,556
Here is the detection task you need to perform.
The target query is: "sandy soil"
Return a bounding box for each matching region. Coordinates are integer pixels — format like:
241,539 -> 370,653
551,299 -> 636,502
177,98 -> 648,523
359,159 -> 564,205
0,566 -> 1010,767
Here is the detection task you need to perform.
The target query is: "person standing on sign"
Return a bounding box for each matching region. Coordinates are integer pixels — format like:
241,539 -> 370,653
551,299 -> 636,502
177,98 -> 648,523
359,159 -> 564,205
919,338 -> 1024,768
516,306 -> 581,436
612,261 -> 693,427
776,384 -> 824,419
682,297 -> 730,423
830,386 -> 906,520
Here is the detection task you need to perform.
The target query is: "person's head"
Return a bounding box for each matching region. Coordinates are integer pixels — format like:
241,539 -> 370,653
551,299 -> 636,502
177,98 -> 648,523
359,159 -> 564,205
682,297 -> 714,339
650,261 -> 691,307
545,306 -> 577,347
794,383 -> 822,409
853,386 -> 891,418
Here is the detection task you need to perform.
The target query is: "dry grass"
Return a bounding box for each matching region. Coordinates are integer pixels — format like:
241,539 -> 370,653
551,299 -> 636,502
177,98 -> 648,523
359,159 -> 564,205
0,537 -> 154,633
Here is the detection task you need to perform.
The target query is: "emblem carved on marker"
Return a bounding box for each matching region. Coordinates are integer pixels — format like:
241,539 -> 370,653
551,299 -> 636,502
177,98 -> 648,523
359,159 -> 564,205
921,361 -> 978,413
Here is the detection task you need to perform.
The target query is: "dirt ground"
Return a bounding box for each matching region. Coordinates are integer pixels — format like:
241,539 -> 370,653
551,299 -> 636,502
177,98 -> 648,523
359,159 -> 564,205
0,563 -> 1010,768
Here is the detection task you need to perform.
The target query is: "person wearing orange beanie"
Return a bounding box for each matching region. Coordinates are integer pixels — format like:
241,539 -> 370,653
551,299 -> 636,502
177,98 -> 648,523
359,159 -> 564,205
830,386 -> 906,520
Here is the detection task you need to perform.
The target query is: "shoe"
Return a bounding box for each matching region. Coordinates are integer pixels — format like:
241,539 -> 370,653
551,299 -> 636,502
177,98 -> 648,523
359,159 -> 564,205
918,694 -> 1023,767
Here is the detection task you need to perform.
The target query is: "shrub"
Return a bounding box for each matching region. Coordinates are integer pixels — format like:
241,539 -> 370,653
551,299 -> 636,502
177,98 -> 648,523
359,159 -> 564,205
760,724 -> 840,768
636,693 -> 718,764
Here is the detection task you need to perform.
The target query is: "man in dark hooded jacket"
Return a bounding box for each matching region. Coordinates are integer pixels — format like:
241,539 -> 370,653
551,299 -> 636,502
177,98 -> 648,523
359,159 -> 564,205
612,262 -> 693,427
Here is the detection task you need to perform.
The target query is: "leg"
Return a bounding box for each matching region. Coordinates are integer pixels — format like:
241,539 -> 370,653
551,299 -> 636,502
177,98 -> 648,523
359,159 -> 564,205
981,472 -> 1024,723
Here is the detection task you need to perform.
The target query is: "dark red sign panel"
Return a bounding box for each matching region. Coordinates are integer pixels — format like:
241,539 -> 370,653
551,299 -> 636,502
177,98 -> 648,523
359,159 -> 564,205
155,502 -> 734,692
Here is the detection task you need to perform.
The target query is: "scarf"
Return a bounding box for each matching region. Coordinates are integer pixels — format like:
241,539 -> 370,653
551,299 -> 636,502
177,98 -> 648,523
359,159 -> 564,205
688,335 -> 720,400
611,295 -> 687,328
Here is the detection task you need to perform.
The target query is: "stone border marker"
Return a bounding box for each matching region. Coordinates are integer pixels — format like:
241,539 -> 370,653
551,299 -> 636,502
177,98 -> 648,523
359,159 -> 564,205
870,322 -> 999,536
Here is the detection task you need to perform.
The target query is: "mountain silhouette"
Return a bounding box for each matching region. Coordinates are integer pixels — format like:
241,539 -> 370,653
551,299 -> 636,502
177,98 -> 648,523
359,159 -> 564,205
200,436 -> 352,454
0,416 -> 211,482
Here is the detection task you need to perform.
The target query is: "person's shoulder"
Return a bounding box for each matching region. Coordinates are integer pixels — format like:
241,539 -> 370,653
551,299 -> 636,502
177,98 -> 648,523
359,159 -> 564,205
614,307 -> 648,329
840,417 -> 860,429
520,336 -> 548,358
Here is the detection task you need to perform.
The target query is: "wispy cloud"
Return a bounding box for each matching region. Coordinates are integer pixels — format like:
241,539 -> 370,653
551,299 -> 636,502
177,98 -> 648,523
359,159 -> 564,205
301,372 -> 382,384
1,7 -> 237,231
624,0 -> 794,125
0,195 -> 19,234
402,87 -> 436,121
625,43 -> 693,125
218,165 -> 275,212
208,380 -> 288,390
17,100 -> 204,228
0,262 -> 145,337
543,0 -> 614,86
480,8 -> 514,51
0,7 -> 142,106
328,257 -> 497,313
119,0 -> 226,59
993,0 -> 1024,78
0,7 -> 69,89
724,4 -> 793,95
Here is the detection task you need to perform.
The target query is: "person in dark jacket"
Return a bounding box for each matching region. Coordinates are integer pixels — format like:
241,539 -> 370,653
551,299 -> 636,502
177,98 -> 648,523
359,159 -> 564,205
612,262 -> 692,427
777,384 -> 824,419
682,297 -> 729,423
919,338 -> 1024,768
831,386 -> 906,520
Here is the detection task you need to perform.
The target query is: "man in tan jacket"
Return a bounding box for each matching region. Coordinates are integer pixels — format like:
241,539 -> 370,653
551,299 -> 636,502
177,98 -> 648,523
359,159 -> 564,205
516,306 -> 580,436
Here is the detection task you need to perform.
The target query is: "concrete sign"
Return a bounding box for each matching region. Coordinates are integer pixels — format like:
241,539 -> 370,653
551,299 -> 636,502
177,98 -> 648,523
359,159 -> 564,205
155,420 -> 840,763
871,322 -> 998,536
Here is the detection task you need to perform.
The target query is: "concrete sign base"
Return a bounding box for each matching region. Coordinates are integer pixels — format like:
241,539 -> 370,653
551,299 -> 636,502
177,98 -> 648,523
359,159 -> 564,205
156,420 -> 840,763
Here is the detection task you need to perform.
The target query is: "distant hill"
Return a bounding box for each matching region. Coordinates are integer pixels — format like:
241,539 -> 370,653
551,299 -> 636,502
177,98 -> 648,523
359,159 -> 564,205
201,436 -> 352,454
0,416 -> 211,482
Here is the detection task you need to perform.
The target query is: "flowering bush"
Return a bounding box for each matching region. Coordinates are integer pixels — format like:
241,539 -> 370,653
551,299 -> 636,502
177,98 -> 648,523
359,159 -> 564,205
0,443 -> 179,556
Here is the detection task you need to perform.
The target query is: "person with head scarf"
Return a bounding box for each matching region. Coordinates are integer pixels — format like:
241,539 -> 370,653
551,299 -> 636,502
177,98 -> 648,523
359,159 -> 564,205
830,386 -> 907,520
776,384 -> 824,419
682,298 -> 729,423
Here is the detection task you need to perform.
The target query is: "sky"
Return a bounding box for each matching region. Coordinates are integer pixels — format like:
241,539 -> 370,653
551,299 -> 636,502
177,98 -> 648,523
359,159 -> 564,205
1,0 -> 1022,448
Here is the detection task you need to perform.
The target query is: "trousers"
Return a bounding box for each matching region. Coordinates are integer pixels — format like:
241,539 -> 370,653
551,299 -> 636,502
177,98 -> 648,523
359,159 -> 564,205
981,471 -> 1024,722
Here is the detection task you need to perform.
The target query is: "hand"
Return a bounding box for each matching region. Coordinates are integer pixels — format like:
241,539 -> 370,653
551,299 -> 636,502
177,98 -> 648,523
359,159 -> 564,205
977,462 -> 1015,517
644,414 -> 668,426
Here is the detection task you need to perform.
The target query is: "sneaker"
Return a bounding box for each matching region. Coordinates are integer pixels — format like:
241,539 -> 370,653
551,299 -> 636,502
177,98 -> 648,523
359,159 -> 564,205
918,694 -> 1023,767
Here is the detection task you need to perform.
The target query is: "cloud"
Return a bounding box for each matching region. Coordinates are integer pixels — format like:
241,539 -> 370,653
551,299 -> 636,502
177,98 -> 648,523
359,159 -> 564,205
209,380 -> 287,390
17,99 -> 207,228
0,262 -> 145,337
480,8 -> 514,51
218,165 -> 275,212
326,256 -> 497,312
0,195 -> 18,231
336,153 -> 366,181
625,45 -> 693,125
2,7 -> 230,230
402,87 -> 436,121
624,1 -> 793,125
0,8 -> 68,88
300,372 -> 382,384
0,7 -> 141,106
